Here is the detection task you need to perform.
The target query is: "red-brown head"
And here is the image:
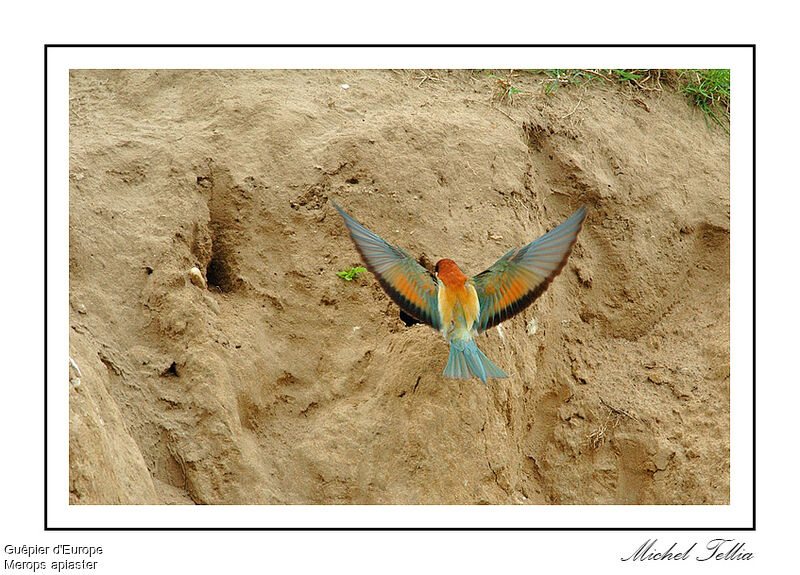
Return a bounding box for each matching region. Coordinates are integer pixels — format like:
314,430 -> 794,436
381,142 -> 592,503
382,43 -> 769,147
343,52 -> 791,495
435,258 -> 467,288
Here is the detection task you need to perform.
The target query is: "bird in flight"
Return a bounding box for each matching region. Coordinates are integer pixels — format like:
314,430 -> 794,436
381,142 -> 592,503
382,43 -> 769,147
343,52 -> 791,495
333,201 -> 588,385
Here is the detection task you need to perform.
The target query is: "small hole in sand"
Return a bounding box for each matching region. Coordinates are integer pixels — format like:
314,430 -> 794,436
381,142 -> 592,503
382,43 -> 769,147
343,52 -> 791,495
399,310 -> 421,327
161,362 -> 178,377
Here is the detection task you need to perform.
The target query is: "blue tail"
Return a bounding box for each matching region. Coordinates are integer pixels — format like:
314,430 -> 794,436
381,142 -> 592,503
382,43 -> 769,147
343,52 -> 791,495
443,339 -> 509,385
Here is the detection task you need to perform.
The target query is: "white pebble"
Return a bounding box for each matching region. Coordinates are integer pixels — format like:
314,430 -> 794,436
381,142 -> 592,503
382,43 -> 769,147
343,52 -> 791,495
526,317 -> 539,335
69,356 -> 82,377
189,267 -> 207,289
69,357 -> 82,388
341,84 -> 350,89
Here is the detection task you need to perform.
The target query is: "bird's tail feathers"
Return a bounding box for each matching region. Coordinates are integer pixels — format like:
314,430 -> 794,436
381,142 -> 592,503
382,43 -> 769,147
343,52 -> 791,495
443,338 -> 508,385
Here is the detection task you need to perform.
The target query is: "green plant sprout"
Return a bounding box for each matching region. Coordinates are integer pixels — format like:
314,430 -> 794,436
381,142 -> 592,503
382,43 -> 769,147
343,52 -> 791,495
487,71 -> 523,103
336,266 -> 367,281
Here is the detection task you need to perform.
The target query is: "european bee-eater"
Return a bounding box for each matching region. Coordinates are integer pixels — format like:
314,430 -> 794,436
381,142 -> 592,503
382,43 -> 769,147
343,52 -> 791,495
333,200 -> 588,385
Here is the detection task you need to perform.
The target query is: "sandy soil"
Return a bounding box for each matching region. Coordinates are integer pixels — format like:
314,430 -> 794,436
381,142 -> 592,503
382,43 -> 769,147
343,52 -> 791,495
68,69 -> 729,505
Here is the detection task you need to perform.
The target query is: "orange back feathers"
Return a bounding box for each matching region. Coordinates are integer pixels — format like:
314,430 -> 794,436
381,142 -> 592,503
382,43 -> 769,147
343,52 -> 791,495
435,259 -> 467,288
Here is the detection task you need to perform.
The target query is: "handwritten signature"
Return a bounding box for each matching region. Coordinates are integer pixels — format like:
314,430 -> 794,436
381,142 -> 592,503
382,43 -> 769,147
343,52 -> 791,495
621,539 -> 753,561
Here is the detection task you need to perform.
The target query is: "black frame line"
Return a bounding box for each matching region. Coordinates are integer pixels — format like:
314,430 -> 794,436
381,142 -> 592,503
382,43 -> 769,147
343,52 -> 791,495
47,43 -> 752,48
44,43 -> 48,530
48,43 -> 755,531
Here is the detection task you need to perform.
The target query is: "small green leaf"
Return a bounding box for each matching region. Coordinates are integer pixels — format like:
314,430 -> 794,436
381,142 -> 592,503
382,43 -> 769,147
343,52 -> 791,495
337,266 -> 367,281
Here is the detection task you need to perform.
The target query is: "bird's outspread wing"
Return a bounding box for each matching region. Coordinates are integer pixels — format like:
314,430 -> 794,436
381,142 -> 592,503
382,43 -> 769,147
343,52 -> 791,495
472,206 -> 588,333
333,201 -> 441,330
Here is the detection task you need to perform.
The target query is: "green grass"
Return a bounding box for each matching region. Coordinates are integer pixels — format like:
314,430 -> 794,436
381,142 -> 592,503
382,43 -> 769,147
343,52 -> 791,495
680,69 -> 730,133
336,266 -> 367,281
531,69 -> 658,93
529,69 -> 730,133
532,69 -> 603,93
487,71 -> 524,102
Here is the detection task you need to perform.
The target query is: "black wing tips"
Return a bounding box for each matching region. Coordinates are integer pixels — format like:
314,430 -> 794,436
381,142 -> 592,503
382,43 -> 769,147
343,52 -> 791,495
375,274 -> 440,330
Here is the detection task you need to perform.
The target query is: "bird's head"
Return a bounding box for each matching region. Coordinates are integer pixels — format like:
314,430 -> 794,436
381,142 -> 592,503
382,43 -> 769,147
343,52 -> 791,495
434,258 -> 467,288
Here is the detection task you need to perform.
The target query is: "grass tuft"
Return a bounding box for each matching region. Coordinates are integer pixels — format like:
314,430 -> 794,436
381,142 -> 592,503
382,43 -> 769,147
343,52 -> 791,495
487,71 -> 523,103
679,69 -> 730,134
531,69 -> 663,93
